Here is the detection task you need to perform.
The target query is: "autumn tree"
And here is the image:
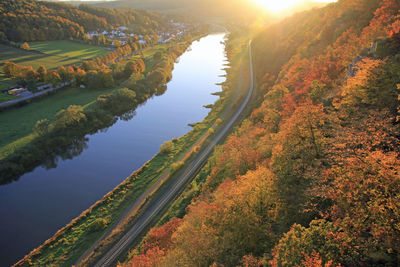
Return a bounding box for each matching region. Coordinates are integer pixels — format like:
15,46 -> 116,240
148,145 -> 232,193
54,105 -> 87,131
271,103 -> 330,230
337,58 -> 400,115
37,65 -> 47,82
270,220 -> 342,266
20,42 -> 30,50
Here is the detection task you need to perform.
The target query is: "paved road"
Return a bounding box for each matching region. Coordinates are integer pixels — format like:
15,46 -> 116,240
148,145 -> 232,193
92,40 -> 255,267
0,81 -> 72,108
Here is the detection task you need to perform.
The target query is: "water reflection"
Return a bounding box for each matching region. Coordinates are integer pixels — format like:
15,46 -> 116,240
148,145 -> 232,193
0,33 -> 227,266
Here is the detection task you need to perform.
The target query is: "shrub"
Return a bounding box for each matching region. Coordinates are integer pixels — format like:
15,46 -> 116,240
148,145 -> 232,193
160,140 -> 174,154
88,218 -> 108,233
171,161 -> 184,173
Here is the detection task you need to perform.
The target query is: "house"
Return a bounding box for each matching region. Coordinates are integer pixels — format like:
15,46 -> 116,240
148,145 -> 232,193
139,40 -> 146,44
119,26 -> 127,31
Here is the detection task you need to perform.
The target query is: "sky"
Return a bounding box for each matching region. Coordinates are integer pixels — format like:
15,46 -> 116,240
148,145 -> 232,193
253,0 -> 337,12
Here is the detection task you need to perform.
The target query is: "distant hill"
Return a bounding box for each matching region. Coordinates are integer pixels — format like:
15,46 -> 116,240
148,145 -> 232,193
49,0 -> 330,21
123,0 -> 400,266
0,0 -> 166,43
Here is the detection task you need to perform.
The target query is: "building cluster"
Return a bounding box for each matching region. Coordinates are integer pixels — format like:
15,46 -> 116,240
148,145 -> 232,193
86,21 -> 196,47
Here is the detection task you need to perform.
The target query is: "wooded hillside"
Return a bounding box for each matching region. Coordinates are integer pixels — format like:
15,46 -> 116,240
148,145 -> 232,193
0,0 -> 165,43
125,0 -> 400,266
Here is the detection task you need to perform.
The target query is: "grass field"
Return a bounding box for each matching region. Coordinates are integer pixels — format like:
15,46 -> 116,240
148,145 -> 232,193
0,41 -> 108,93
0,41 -> 108,70
0,87 -> 117,158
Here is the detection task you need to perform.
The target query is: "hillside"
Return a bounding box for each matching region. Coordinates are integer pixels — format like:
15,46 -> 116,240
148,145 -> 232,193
124,0 -> 400,266
0,0 -> 166,43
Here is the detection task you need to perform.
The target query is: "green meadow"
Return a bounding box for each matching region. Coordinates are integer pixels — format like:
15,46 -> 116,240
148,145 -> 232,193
0,87 -> 117,159
0,41 -> 108,70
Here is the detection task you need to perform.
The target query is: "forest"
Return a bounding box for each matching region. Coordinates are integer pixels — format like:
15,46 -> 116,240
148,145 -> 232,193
123,0 -> 400,266
0,0 -> 166,43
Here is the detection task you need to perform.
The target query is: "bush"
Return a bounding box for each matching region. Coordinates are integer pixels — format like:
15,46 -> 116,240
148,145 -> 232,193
88,218 -> 108,233
33,119 -> 50,136
160,140 -> 174,154
171,161 -> 184,173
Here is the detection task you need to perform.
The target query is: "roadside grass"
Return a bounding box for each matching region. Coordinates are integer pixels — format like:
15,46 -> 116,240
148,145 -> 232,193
0,87 -> 116,156
0,93 -> 17,102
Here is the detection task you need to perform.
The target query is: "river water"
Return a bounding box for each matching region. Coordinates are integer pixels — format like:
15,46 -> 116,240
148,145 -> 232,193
0,33 -> 227,266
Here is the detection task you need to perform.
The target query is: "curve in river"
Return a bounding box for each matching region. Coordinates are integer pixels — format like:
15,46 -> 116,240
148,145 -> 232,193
0,33 -> 227,267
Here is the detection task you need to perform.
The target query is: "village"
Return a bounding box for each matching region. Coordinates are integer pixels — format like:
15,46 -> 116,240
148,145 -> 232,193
86,20 -> 189,46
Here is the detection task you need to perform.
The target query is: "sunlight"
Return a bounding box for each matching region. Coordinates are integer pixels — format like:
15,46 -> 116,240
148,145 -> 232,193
253,0 -> 337,12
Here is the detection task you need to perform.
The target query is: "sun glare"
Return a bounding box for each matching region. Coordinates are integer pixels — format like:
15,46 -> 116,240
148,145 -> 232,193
253,0 -> 336,12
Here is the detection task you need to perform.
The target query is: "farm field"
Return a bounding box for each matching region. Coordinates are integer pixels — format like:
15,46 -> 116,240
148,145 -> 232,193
0,41 -> 108,70
0,86 -> 117,159
0,41 -> 109,92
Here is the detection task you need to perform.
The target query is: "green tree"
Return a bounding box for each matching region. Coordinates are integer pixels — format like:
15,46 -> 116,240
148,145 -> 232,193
54,105 -> 86,131
33,119 -> 50,136
309,80 -> 328,104
37,65 -> 47,82
160,140 -> 174,154
270,220 -> 342,267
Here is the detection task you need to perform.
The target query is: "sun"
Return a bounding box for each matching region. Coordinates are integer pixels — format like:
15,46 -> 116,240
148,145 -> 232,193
253,0 -> 302,12
253,0 -> 336,13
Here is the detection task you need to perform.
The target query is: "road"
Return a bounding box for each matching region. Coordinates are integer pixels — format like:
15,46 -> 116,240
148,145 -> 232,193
92,40 -> 255,267
0,81 -> 73,108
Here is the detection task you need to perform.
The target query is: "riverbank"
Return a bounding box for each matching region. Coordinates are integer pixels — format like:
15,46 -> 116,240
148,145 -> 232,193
13,32 -> 231,267
0,31 -> 206,185
83,32 -> 254,267
115,30 -> 256,266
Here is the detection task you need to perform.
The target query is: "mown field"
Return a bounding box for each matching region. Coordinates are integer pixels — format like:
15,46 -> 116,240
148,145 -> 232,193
0,41 -> 108,70
0,41 -> 108,92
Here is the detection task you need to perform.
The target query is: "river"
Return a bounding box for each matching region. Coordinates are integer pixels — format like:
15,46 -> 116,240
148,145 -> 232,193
0,33 -> 227,266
